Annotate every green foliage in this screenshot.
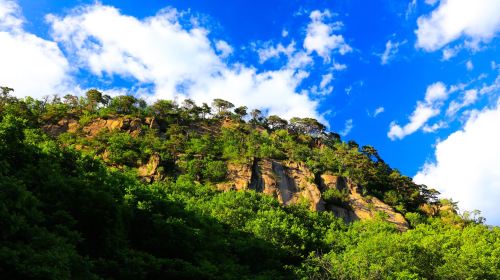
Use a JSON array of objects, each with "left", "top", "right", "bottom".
[
  {"left": 322, "top": 188, "right": 350, "bottom": 208},
  {"left": 1, "top": 92, "right": 499, "bottom": 279}
]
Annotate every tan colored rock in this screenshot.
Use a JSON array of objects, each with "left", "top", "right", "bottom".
[
  {"left": 138, "top": 154, "right": 162, "bottom": 183},
  {"left": 247, "top": 159, "right": 323, "bottom": 211},
  {"left": 83, "top": 117, "right": 142, "bottom": 137},
  {"left": 217, "top": 161, "right": 253, "bottom": 191},
  {"left": 284, "top": 161, "right": 324, "bottom": 211},
  {"left": 216, "top": 159, "right": 408, "bottom": 230},
  {"left": 145, "top": 117, "right": 159, "bottom": 129}
]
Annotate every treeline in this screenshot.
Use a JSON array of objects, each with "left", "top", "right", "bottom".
[
  {"left": 0, "top": 87, "right": 499, "bottom": 279},
  {"left": 1, "top": 87, "right": 437, "bottom": 213}
]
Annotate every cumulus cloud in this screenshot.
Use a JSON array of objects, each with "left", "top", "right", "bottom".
[
  {"left": 416, "top": 0, "right": 500, "bottom": 51},
  {"left": 303, "top": 9, "right": 352, "bottom": 61},
  {"left": 46, "top": 4, "right": 342, "bottom": 121},
  {"left": 215, "top": 40, "right": 233, "bottom": 58},
  {"left": 414, "top": 98, "right": 500, "bottom": 225},
  {"left": 0, "top": 0, "right": 70, "bottom": 98},
  {"left": 388, "top": 82, "right": 448, "bottom": 140}
]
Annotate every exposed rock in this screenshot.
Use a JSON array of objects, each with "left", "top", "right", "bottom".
[
  {"left": 145, "top": 117, "right": 159, "bottom": 129},
  {"left": 218, "top": 159, "right": 408, "bottom": 230},
  {"left": 138, "top": 154, "right": 162, "bottom": 183},
  {"left": 83, "top": 117, "right": 142, "bottom": 137},
  {"left": 320, "top": 174, "right": 409, "bottom": 231},
  {"left": 217, "top": 161, "right": 253, "bottom": 191},
  {"left": 284, "top": 161, "right": 324, "bottom": 211},
  {"left": 248, "top": 159, "right": 324, "bottom": 211},
  {"left": 42, "top": 119, "right": 79, "bottom": 137}
]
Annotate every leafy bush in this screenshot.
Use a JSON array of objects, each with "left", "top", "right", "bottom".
[{"left": 322, "top": 188, "right": 350, "bottom": 208}]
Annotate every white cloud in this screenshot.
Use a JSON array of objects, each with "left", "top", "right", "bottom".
[
  {"left": 416, "top": 0, "right": 500, "bottom": 51},
  {"left": 425, "top": 0, "right": 439, "bottom": 6},
  {"left": 414, "top": 98, "right": 500, "bottom": 225},
  {"left": 466, "top": 60, "right": 474, "bottom": 71},
  {"left": 446, "top": 89, "right": 478, "bottom": 117},
  {"left": 425, "top": 81, "right": 448, "bottom": 103},
  {"left": 320, "top": 73, "right": 333, "bottom": 89},
  {"left": 340, "top": 119, "right": 353, "bottom": 136},
  {"left": 303, "top": 9, "right": 352, "bottom": 61},
  {"left": 47, "top": 4, "right": 334, "bottom": 121},
  {"left": 380, "top": 40, "right": 403, "bottom": 65},
  {"left": 257, "top": 42, "right": 296, "bottom": 63},
  {"left": 0, "top": 0, "right": 70, "bottom": 98},
  {"left": 388, "top": 82, "right": 448, "bottom": 140},
  {"left": 492, "top": 61, "right": 499, "bottom": 71},
  {"left": 332, "top": 63, "right": 347, "bottom": 71},
  {"left": 215, "top": 40, "right": 233, "bottom": 58},
  {"left": 281, "top": 29, "right": 288, "bottom": 37},
  {"left": 422, "top": 121, "right": 447, "bottom": 132},
  {"left": 405, "top": 0, "right": 417, "bottom": 19},
  {"left": 373, "top": 106, "right": 385, "bottom": 117},
  {"left": 441, "top": 46, "right": 460, "bottom": 60}
]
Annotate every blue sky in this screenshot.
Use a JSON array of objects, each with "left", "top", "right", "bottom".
[{"left": 1, "top": 0, "right": 500, "bottom": 224}]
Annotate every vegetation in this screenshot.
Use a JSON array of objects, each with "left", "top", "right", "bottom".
[{"left": 0, "top": 88, "right": 498, "bottom": 279}]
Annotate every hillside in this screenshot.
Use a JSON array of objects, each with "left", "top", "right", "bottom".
[{"left": 0, "top": 88, "right": 499, "bottom": 279}]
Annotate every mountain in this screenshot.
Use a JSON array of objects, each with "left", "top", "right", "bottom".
[{"left": 0, "top": 88, "right": 498, "bottom": 279}]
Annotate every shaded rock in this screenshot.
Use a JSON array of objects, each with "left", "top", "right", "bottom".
[
  {"left": 217, "top": 159, "right": 408, "bottom": 230},
  {"left": 42, "top": 119, "right": 79, "bottom": 137},
  {"left": 249, "top": 159, "right": 324, "bottom": 211},
  {"left": 320, "top": 174, "right": 409, "bottom": 230}
]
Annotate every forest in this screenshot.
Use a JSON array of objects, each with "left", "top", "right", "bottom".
[{"left": 0, "top": 87, "right": 499, "bottom": 279}]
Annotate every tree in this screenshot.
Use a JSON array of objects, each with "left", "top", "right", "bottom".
[
  {"left": 85, "top": 89, "right": 104, "bottom": 112},
  {"left": 289, "top": 117, "right": 325, "bottom": 135},
  {"left": 212, "top": 98, "right": 234, "bottom": 115},
  {"left": 0, "top": 87, "right": 15, "bottom": 113},
  {"left": 109, "top": 95, "right": 139, "bottom": 115},
  {"left": 1, "top": 86, "right": 14, "bottom": 98},
  {"left": 200, "top": 103, "right": 212, "bottom": 119},
  {"left": 267, "top": 115, "right": 288, "bottom": 130},
  {"left": 250, "top": 109, "right": 263, "bottom": 125},
  {"left": 361, "top": 145, "right": 381, "bottom": 162},
  {"left": 234, "top": 106, "right": 248, "bottom": 119}
]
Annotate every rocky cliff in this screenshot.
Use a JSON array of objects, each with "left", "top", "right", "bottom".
[
  {"left": 218, "top": 158, "right": 408, "bottom": 230},
  {"left": 43, "top": 116, "right": 409, "bottom": 230}
]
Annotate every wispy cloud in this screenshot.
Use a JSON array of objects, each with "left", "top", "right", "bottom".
[
  {"left": 340, "top": 119, "right": 353, "bottom": 136},
  {"left": 388, "top": 82, "right": 449, "bottom": 140}
]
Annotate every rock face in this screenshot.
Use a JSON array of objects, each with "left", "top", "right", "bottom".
[
  {"left": 218, "top": 159, "right": 408, "bottom": 230},
  {"left": 42, "top": 119, "right": 79, "bottom": 137},
  {"left": 217, "top": 161, "right": 254, "bottom": 191},
  {"left": 320, "top": 174, "right": 409, "bottom": 230},
  {"left": 138, "top": 154, "right": 162, "bottom": 183},
  {"left": 42, "top": 117, "right": 144, "bottom": 137},
  {"left": 83, "top": 117, "right": 142, "bottom": 137}
]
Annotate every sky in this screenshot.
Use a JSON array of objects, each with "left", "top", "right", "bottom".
[{"left": 1, "top": 0, "right": 500, "bottom": 224}]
